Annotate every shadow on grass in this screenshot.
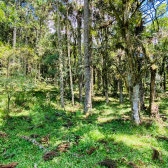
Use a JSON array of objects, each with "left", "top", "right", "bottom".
[{"left": 0, "top": 91, "right": 168, "bottom": 168}]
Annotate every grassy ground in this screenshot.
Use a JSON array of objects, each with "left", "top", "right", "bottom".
[{"left": 0, "top": 86, "right": 168, "bottom": 168}]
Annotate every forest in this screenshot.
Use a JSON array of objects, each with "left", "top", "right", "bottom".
[{"left": 0, "top": 0, "right": 168, "bottom": 167}]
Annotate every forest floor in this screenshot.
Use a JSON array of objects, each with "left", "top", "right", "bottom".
[{"left": 0, "top": 85, "right": 168, "bottom": 168}]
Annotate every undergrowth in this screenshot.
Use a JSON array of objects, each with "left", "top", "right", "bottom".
[{"left": 0, "top": 86, "right": 168, "bottom": 168}]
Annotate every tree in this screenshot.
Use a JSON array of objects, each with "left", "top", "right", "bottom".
[
  {"left": 77, "top": 4, "right": 83, "bottom": 103},
  {"left": 66, "top": 1, "right": 74, "bottom": 106},
  {"left": 105, "top": 0, "right": 167, "bottom": 124},
  {"left": 84, "top": 0, "right": 92, "bottom": 113},
  {"left": 57, "top": 0, "right": 64, "bottom": 108}
]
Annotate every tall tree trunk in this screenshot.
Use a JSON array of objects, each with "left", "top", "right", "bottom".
[
  {"left": 163, "top": 70, "right": 166, "bottom": 91},
  {"left": 105, "top": 76, "right": 109, "bottom": 104},
  {"left": 119, "top": 56, "right": 123, "bottom": 104},
  {"left": 102, "top": 56, "right": 108, "bottom": 104},
  {"left": 128, "top": 73, "right": 141, "bottom": 124},
  {"left": 66, "top": 3, "right": 74, "bottom": 106},
  {"left": 25, "top": 10, "right": 29, "bottom": 46},
  {"left": 18, "top": 26, "right": 22, "bottom": 71},
  {"left": 105, "top": 28, "right": 109, "bottom": 104},
  {"left": 149, "top": 65, "right": 159, "bottom": 119},
  {"left": 77, "top": 9, "right": 83, "bottom": 103},
  {"left": 113, "top": 78, "right": 118, "bottom": 97},
  {"left": 91, "top": 66, "right": 94, "bottom": 97},
  {"left": 57, "top": 0, "right": 64, "bottom": 108},
  {"left": 102, "top": 67, "right": 105, "bottom": 96},
  {"left": 84, "top": 0, "right": 92, "bottom": 113},
  {"left": 101, "top": 40, "right": 108, "bottom": 98},
  {"left": 13, "top": 12, "right": 17, "bottom": 47},
  {"left": 132, "top": 84, "right": 140, "bottom": 124},
  {"left": 90, "top": 7, "right": 93, "bottom": 98},
  {"left": 119, "top": 79, "right": 123, "bottom": 104},
  {"left": 23, "top": 6, "right": 29, "bottom": 76},
  {"left": 97, "top": 68, "right": 101, "bottom": 90},
  {"left": 93, "top": 68, "right": 96, "bottom": 85},
  {"left": 13, "top": 0, "right": 18, "bottom": 63},
  {"left": 139, "top": 79, "right": 145, "bottom": 110}
]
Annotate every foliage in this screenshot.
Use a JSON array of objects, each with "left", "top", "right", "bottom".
[
  {"left": 0, "top": 0, "right": 167, "bottom": 160},
  {"left": 0, "top": 87, "right": 168, "bottom": 167},
  {"left": 0, "top": 75, "right": 37, "bottom": 118}
]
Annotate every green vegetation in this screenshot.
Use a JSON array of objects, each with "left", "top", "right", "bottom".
[
  {"left": 0, "top": 0, "right": 168, "bottom": 167},
  {"left": 0, "top": 84, "right": 168, "bottom": 168}
]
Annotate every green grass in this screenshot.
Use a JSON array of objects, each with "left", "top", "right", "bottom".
[{"left": 0, "top": 87, "right": 168, "bottom": 168}]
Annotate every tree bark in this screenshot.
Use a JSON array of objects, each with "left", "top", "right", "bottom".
[
  {"left": 119, "top": 79, "right": 123, "bottom": 104},
  {"left": 13, "top": 16, "right": 17, "bottom": 47},
  {"left": 84, "top": 0, "right": 92, "bottom": 113},
  {"left": 105, "top": 28, "right": 109, "bottom": 104},
  {"left": 13, "top": 0, "right": 18, "bottom": 63},
  {"left": 132, "top": 84, "right": 140, "bottom": 124},
  {"left": 93, "top": 68, "right": 96, "bottom": 85},
  {"left": 113, "top": 78, "right": 118, "bottom": 97},
  {"left": 77, "top": 9, "right": 83, "bottom": 103},
  {"left": 139, "top": 79, "right": 145, "bottom": 110},
  {"left": 57, "top": 0, "right": 64, "bottom": 108},
  {"left": 128, "top": 73, "right": 141, "bottom": 124},
  {"left": 66, "top": 3, "right": 74, "bottom": 106},
  {"left": 149, "top": 66, "right": 159, "bottom": 119},
  {"left": 90, "top": 5, "right": 94, "bottom": 98},
  {"left": 102, "top": 56, "right": 109, "bottom": 104},
  {"left": 91, "top": 66, "right": 94, "bottom": 97},
  {"left": 97, "top": 68, "right": 101, "bottom": 90},
  {"left": 119, "top": 56, "right": 123, "bottom": 104}
]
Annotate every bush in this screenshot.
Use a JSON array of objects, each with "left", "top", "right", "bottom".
[{"left": 14, "top": 91, "right": 26, "bottom": 106}]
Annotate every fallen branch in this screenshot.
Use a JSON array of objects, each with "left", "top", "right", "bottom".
[
  {"left": 17, "top": 135, "right": 47, "bottom": 151},
  {"left": 0, "top": 162, "right": 18, "bottom": 168},
  {"left": 156, "top": 136, "right": 168, "bottom": 141},
  {"left": 151, "top": 147, "right": 162, "bottom": 161},
  {"left": 128, "top": 162, "right": 139, "bottom": 168},
  {"left": 43, "top": 151, "right": 60, "bottom": 161}
]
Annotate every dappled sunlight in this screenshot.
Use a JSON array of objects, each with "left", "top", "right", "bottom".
[
  {"left": 97, "top": 116, "right": 114, "bottom": 123},
  {"left": 0, "top": 87, "right": 168, "bottom": 167},
  {"left": 114, "top": 133, "right": 154, "bottom": 149},
  {"left": 88, "top": 129, "right": 105, "bottom": 141},
  {"left": 154, "top": 125, "right": 168, "bottom": 135},
  {"left": 65, "top": 104, "right": 83, "bottom": 113},
  {"left": 10, "top": 110, "right": 30, "bottom": 117},
  {"left": 160, "top": 96, "right": 168, "bottom": 114},
  {"left": 93, "top": 96, "right": 106, "bottom": 101},
  {"left": 0, "top": 0, "right": 168, "bottom": 167}
]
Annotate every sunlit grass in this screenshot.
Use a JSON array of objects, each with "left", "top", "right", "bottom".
[{"left": 0, "top": 85, "right": 168, "bottom": 167}]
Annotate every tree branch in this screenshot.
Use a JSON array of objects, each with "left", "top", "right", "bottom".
[
  {"left": 130, "top": 0, "right": 146, "bottom": 19},
  {"left": 108, "top": 0, "right": 122, "bottom": 24}
]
